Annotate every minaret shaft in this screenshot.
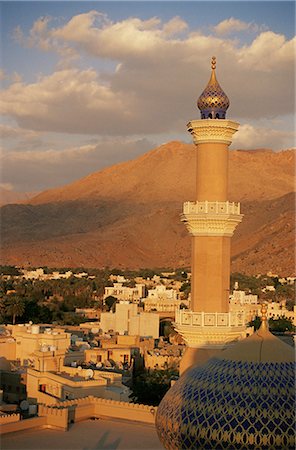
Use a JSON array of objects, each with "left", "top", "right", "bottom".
[
  {"left": 183, "top": 120, "right": 242, "bottom": 315},
  {"left": 195, "top": 142, "right": 228, "bottom": 202},
  {"left": 192, "top": 140, "right": 230, "bottom": 313},
  {"left": 191, "top": 235, "right": 230, "bottom": 312}
]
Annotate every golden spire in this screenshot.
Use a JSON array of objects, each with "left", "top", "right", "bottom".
[
  {"left": 258, "top": 303, "right": 269, "bottom": 333},
  {"left": 197, "top": 56, "right": 230, "bottom": 119}
]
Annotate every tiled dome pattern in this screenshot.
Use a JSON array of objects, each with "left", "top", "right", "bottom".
[{"left": 156, "top": 357, "right": 295, "bottom": 450}]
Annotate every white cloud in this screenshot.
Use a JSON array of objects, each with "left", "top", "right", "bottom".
[
  {"left": 213, "top": 17, "right": 264, "bottom": 35},
  {"left": 162, "top": 16, "right": 188, "bottom": 36},
  {"left": 13, "top": 16, "right": 79, "bottom": 66},
  {"left": 232, "top": 124, "right": 295, "bottom": 150},
  {"left": 0, "top": 12, "right": 294, "bottom": 150},
  {"left": 0, "top": 68, "right": 130, "bottom": 134},
  {"left": 237, "top": 31, "right": 295, "bottom": 71},
  {"left": 0, "top": 124, "right": 40, "bottom": 140},
  {"left": 0, "top": 182, "right": 13, "bottom": 191}
]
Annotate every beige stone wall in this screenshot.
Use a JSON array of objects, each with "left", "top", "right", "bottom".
[
  {"left": 0, "top": 396, "right": 158, "bottom": 435},
  {"left": 61, "top": 396, "right": 157, "bottom": 425},
  {"left": 33, "top": 349, "right": 65, "bottom": 372},
  {"left": 117, "top": 335, "right": 140, "bottom": 346},
  {"left": 0, "top": 413, "right": 20, "bottom": 424},
  {"left": 0, "top": 340, "right": 16, "bottom": 362},
  {"left": 0, "top": 416, "right": 47, "bottom": 435},
  {"left": 129, "top": 313, "right": 159, "bottom": 338},
  {"left": 39, "top": 404, "right": 68, "bottom": 430}
]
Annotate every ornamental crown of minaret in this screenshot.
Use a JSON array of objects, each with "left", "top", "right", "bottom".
[{"left": 197, "top": 56, "right": 230, "bottom": 119}]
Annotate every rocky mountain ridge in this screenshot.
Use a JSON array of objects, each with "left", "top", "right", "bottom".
[{"left": 1, "top": 142, "right": 295, "bottom": 275}]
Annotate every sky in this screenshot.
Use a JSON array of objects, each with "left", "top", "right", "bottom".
[{"left": 0, "top": 1, "right": 295, "bottom": 193}]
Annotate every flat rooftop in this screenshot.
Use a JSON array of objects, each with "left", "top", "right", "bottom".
[{"left": 1, "top": 417, "right": 164, "bottom": 450}]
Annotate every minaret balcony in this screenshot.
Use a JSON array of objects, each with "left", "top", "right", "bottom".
[
  {"left": 175, "top": 309, "right": 245, "bottom": 327},
  {"left": 174, "top": 309, "right": 247, "bottom": 348},
  {"left": 183, "top": 200, "right": 240, "bottom": 215},
  {"left": 187, "top": 119, "right": 239, "bottom": 145},
  {"left": 181, "top": 201, "right": 243, "bottom": 237}
]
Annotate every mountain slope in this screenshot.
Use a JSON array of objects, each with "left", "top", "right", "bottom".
[
  {"left": 1, "top": 142, "right": 295, "bottom": 275},
  {"left": 0, "top": 188, "right": 37, "bottom": 206},
  {"left": 30, "top": 142, "right": 295, "bottom": 204}
]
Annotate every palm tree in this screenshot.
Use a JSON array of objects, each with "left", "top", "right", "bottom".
[{"left": 5, "top": 296, "right": 25, "bottom": 325}]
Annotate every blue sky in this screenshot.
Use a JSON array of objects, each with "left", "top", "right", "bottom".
[{"left": 0, "top": 1, "right": 295, "bottom": 192}]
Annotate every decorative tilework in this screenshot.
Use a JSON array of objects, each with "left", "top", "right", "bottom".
[{"left": 156, "top": 358, "right": 295, "bottom": 449}]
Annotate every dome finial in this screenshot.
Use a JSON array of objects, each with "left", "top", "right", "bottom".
[
  {"left": 197, "top": 56, "right": 230, "bottom": 119},
  {"left": 259, "top": 303, "right": 269, "bottom": 332}
]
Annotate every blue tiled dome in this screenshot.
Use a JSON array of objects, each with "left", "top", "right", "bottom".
[{"left": 156, "top": 322, "right": 295, "bottom": 449}]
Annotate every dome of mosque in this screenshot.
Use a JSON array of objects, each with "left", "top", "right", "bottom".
[
  {"left": 197, "top": 57, "right": 230, "bottom": 119},
  {"left": 156, "top": 309, "right": 295, "bottom": 449}
]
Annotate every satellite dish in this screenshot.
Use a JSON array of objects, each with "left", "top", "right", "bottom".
[
  {"left": 77, "top": 366, "right": 82, "bottom": 372},
  {"left": 96, "top": 362, "right": 102, "bottom": 368},
  {"left": 20, "top": 400, "right": 29, "bottom": 411},
  {"left": 86, "top": 368, "right": 94, "bottom": 378}
]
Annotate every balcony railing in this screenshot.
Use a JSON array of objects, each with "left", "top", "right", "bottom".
[
  {"left": 175, "top": 310, "right": 245, "bottom": 328},
  {"left": 183, "top": 201, "right": 240, "bottom": 215}
]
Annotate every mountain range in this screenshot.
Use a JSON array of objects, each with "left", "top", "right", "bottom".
[{"left": 1, "top": 141, "right": 295, "bottom": 275}]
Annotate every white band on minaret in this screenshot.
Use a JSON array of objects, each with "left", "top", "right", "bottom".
[{"left": 187, "top": 119, "right": 239, "bottom": 145}]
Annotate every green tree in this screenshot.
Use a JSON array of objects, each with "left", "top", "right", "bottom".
[
  {"left": 248, "top": 316, "right": 294, "bottom": 333},
  {"left": 130, "top": 368, "right": 178, "bottom": 406},
  {"left": 269, "top": 317, "right": 294, "bottom": 333},
  {"left": 5, "top": 296, "right": 25, "bottom": 324},
  {"left": 0, "top": 265, "right": 21, "bottom": 276},
  {"left": 180, "top": 281, "right": 191, "bottom": 299},
  {"left": 248, "top": 316, "right": 261, "bottom": 331}
]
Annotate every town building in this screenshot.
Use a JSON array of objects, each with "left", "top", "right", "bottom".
[
  {"left": 21, "top": 268, "right": 74, "bottom": 280},
  {"left": 26, "top": 363, "right": 129, "bottom": 404},
  {"left": 75, "top": 308, "right": 100, "bottom": 320},
  {"left": 84, "top": 347, "right": 133, "bottom": 367},
  {"left": 229, "top": 290, "right": 296, "bottom": 325},
  {"left": 100, "top": 301, "right": 159, "bottom": 338},
  {"left": 103, "top": 282, "right": 145, "bottom": 302},
  {"left": 229, "top": 290, "right": 259, "bottom": 323},
  {"left": 143, "top": 285, "right": 188, "bottom": 313},
  {"left": 7, "top": 324, "right": 71, "bottom": 366},
  {"left": 144, "top": 344, "right": 184, "bottom": 370}
]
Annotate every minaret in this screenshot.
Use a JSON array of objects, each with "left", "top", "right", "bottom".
[{"left": 175, "top": 57, "right": 246, "bottom": 373}]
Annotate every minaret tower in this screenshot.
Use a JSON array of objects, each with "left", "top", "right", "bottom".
[{"left": 175, "top": 57, "right": 246, "bottom": 373}]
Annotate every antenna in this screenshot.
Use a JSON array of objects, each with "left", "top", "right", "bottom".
[
  {"left": 86, "top": 368, "right": 94, "bottom": 379},
  {"left": 20, "top": 400, "right": 29, "bottom": 411}
]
